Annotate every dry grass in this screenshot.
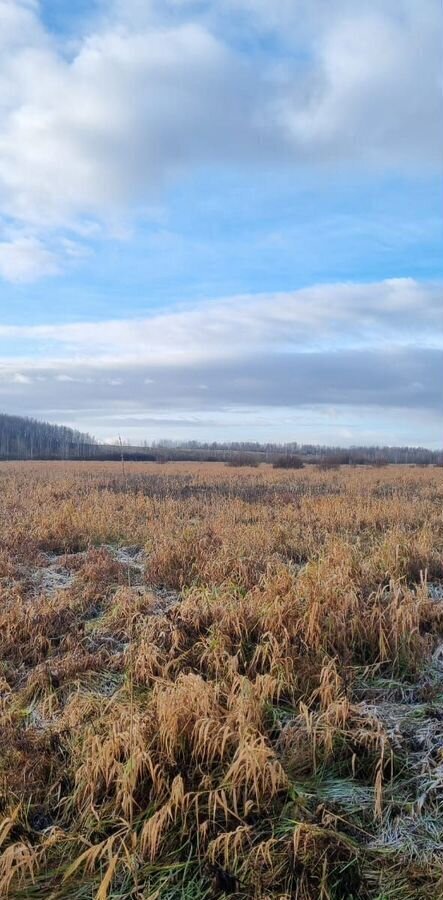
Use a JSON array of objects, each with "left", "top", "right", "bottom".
[{"left": 0, "top": 461, "right": 443, "bottom": 898}]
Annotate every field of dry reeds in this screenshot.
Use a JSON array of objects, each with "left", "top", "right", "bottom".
[{"left": 1, "top": 460, "right": 443, "bottom": 899}]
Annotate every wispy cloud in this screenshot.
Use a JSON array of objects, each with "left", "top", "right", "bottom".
[
  {"left": 0, "top": 278, "right": 441, "bottom": 361},
  {"left": 0, "top": 235, "right": 59, "bottom": 282}
]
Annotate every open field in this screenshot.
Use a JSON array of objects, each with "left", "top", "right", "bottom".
[{"left": 1, "top": 461, "right": 443, "bottom": 898}]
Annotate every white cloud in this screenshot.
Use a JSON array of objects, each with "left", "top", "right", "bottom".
[
  {"left": 275, "top": 6, "right": 442, "bottom": 166},
  {"left": 0, "top": 235, "right": 59, "bottom": 282},
  {"left": 11, "top": 372, "right": 32, "bottom": 384},
  {"left": 0, "top": 9, "right": 260, "bottom": 229},
  {"left": 0, "top": 1, "right": 439, "bottom": 280},
  {"left": 0, "top": 278, "right": 440, "bottom": 365}
]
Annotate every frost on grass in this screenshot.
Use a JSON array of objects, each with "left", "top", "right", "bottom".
[
  {"left": 31, "top": 551, "right": 78, "bottom": 596},
  {"left": 29, "top": 543, "right": 180, "bottom": 612},
  {"left": 0, "top": 462, "right": 443, "bottom": 898}
]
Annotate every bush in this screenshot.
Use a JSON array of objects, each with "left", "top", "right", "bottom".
[
  {"left": 272, "top": 454, "right": 304, "bottom": 469},
  {"left": 226, "top": 454, "right": 260, "bottom": 467},
  {"left": 316, "top": 456, "right": 341, "bottom": 471}
]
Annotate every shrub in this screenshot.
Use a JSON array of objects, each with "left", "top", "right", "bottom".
[
  {"left": 316, "top": 456, "right": 340, "bottom": 470},
  {"left": 226, "top": 453, "right": 259, "bottom": 467},
  {"left": 272, "top": 454, "right": 304, "bottom": 469}
]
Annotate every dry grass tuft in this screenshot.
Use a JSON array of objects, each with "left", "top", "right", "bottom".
[{"left": 0, "top": 461, "right": 443, "bottom": 897}]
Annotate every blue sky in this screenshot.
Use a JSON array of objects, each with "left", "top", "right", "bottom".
[{"left": 0, "top": 0, "right": 441, "bottom": 446}]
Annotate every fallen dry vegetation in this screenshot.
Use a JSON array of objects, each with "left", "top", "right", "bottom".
[{"left": 1, "top": 461, "right": 443, "bottom": 899}]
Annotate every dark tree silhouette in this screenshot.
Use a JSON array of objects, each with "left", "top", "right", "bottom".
[
  {"left": 0, "top": 414, "right": 95, "bottom": 460},
  {"left": 0, "top": 413, "right": 439, "bottom": 464}
]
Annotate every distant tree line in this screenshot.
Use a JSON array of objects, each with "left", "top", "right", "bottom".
[
  {"left": 0, "top": 413, "right": 441, "bottom": 465},
  {"left": 0, "top": 414, "right": 96, "bottom": 460},
  {"left": 147, "top": 440, "right": 442, "bottom": 466}
]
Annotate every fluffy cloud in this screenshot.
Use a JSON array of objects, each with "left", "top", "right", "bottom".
[
  {"left": 0, "top": 0, "right": 440, "bottom": 279},
  {"left": 275, "top": 6, "right": 442, "bottom": 167}
]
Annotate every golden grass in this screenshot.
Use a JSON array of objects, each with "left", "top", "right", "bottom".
[{"left": 0, "top": 461, "right": 443, "bottom": 898}]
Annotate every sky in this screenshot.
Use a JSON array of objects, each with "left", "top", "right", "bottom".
[{"left": 0, "top": 0, "right": 441, "bottom": 447}]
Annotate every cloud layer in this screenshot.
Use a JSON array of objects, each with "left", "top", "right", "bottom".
[
  {"left": 0, "top": 0, "right": 441, "bottom": 279},
  {"left": 0, "top": 279, "right": 441, "bottom": 444}
]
